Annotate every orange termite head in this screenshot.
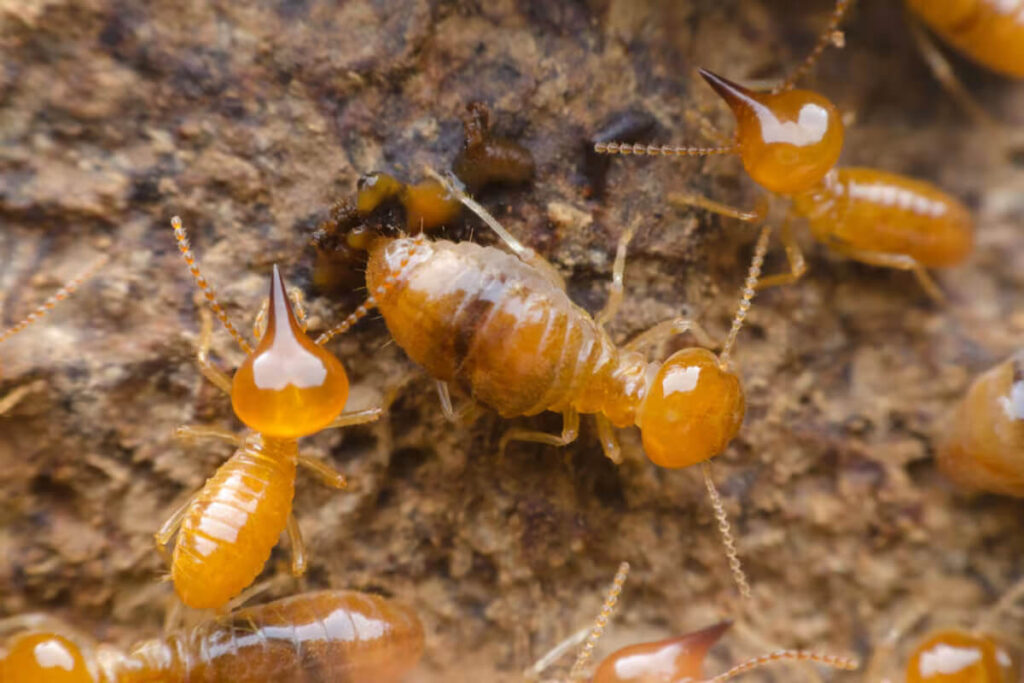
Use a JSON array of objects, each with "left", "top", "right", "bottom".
[
  {"left": 231, "top": 266, "right": 350, "bottom": 439},
  {"left": 906, "top": 629, "right": 1019, "bottom": 683},
  {"left": 591, "top": 621, "right": 731, "bottom": 683},
  {"left": 635, "top": 348, "right": 745, "bottom": 469},
  {"left": 0, "top": 632, "right": 95, "bottom": 683},
  {"left": 699, "top": 68, "right": 843, "bottom": 195}
]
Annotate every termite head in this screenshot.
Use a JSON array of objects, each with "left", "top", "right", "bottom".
[
  {"left": 355, "top": 172, "right": 460, "bottom": 235},
  {"left": 699, "top": 68, "right": 843, "bottom": 195},
  {"left": 591, "top": 621, "right": 730, "bottom": 683},
  {"left": 231, "top": 266, "right": 350, "bottom": 439},
  {"left": 906, "top": 629, "right": 1019, "bottom": 683},
  {"left": 636, "top": 348, "right": 745, "bottom": 468},
  {"left": 0, "top": 632, "right": 95, "bottom": 683}
]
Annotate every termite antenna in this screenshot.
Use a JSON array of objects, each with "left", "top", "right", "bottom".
[
  {"left": 169, "top": 216, "right": 252, "bottom": 355},
  {"left": 0, "top": 253, "right": 108, "bottom": 347},
  {"left": 775, "top": 0, "right": 853, "bottom": 93},
  {"left": 702, "top": 649, "right": 859, "bottom": 681},
  {"left": 701, "top": 462, "right": 752, "bottom": 602},
  {"left": 593, "top": 142, "right": 738, "bottom": 157},
  {"left": 718, "top": 224, "right": 770, "bottom": 370},
  {"left": 316, "top": 233, "right": 430, "bottom": 345},
  {"left": 569, "top": 561, "right": 631, "bottom": 679}
]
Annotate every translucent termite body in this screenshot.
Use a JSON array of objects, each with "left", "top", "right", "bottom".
[
  {"left": 906, "top": 0, "right": 1024, "bottom": 79},
  {"left": 0, "top": 590, "right": 424, "bottom": 683},
  {"left": 596, "top": 2, "right": 973, "bottom": 301},
  {"left": 160, "top": 218, "right": 383, "bottom": 609},
  {"left": 905, "top": 629, "right": 1019, "bottom": 683},
  {"left": 936, "top": 351, "right": 1024, "bottom": 497}
]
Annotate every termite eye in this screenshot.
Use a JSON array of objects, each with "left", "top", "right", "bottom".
[
  {"left": 699, "top": 68, "right": 843, "bottom": 195},
  {"left": 636, "top": 348, "right": 744, "bottom": 469},
  {"left": 1, "top": 633, "right": 93, "bottom": 683},
  {"left": 231, "top": 266, "right": 350, "bottom": 438},
  {"left": 906, "top": 630, "right": 1019, "bottom": 683}
]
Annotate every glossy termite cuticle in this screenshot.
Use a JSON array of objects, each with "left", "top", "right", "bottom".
[
  {"left": 527, "top": 561, "right": 859, "bottom": 682},
  {"left": 158, "top": 216, "right": 386, "bottom": 609},
  {"left": 595, "top": 0, "right": 973, "bottom": 303},
  {"left": 0, "top": 590, "right": 425, "bottom": 682}
]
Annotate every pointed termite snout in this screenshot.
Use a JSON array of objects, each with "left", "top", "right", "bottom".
[{"left": 698, "top": 68, "right": 758, "bottom": 112}]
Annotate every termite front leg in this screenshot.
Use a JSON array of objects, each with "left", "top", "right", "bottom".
[
  {"left": 594, "top": 414, "right": 622, "bottom": 464},
  {"left": 667, "top": 191, "right": 768, "bottom": 225},
  {"left": 195, "top": 306, "right": 233, "bottom": 396},
  {"left": 596, "top": 219, "right": 639, "bottom": 328},
  {"left": 499, "top": 408, "right": 579, "bottom": 456},
  {"left": 285, "top": 513, "right": 307, "bottom": 577},
  {"left": 322, "top": 406, "right": 384, "bottom": 429},
  {"left": 754, "top": 213, "right": 807, "bottom": 290},
  {"left": 173, "top": 424, "right": 245, "bottom": 447},
  {"left": 833, "top": 245, "right": 946, "bottom": 302},
  {"left": 624, "top": 316, "right": 718, "bottom": 356},
  {"left": 297, "top": 453, "right": 347, "bottom": 490}
]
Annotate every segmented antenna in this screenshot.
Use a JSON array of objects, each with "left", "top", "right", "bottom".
[
  {"left": 594, "top": 142, "right": 738, "bottom": 157},
  {"left": 703, "top": 649, "right": 859, "bottom": 681},
  {"left": 775, "top": 0, "right": 852, "bottom": 93},
  {"left": 315, "top": 233, "right": 428, "bottom": 345},
  {"left": 718, "top": 223, "right": 770, "bottom": 370},
  {"left": 169, "top": 217, "right": 252, "bottom": 355},
  {"left": 702, "top": 462, "right": 751, "bottom": 601},
  {"left": 569, "top": 562, "right": 631, "bottom": 679},
  {"left": 0, "top": 253, "right": 108, "bottom": 347}
]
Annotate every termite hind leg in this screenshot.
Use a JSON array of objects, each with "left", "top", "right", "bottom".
[
  {"left": 624, "top": 315, "right": 718, "bottom": 355},
  {"left": 154, "top": 491, "right": 201, "bottom": 562},
  {"left": 297, "top": 453, "right": 348, "bottom": 490},
  {"left": 286, "top": 513, "right": 307, "bottom": 577},
  {"left": 196, "top": 306, "right": 233, "bottom": 396},
  {"left": 499, "top": 409, "right": 580, "bottom": 456},
  {"left": 594, "top": 415, "right": 622, "bottom": 464},
  {"left": 833, "top": 246, "right": 946, "bottom": 303},
  {"left": 754, "top": 213, "right": 807, "bottom": 290},
  {"left": 596, "top": 218, "right": 640, "bottom": 328},
  {"left": 173, "top": 424, "right": 244, "bottom": 447}
]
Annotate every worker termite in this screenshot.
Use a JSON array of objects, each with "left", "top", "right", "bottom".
[
  {"left": 595, "top": 0, "right": 973, "bottom": 302},
  {"left": 864, "top": 578, "right": 1024, "bottom": 682},
  {"left": 526, "top": 562, "right": 859, "bottom": 682},
  {"left": 0, "top": 254, "right": 107, "bottom": 415},
  {"left": 318, "top": 168, "right": 773, "bottom": 598},
  {"left": 935, "top": 351, "right": 1024, "bottom": 497},
  {"left": 906, "top": 0, "right": 1024, "bottom": 80},
  {"left": 158, "top": 216, "right": 385, "bottom": 609},
  {"left": 452, "top": 101, "right": 536, "bottom": 192},
  {"left": 0, "top": 589, "right": 424, "bottom": 682}
]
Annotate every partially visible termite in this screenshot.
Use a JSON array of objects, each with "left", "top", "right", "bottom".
[
  {"left": 452, "top": 101, "right": 536, "bottom": 192},
  {"left": 526, "top": 562, "right": 859, "bottom": 682},
  {"left": 935, "top": 351, "right": 1024, "bottom": 497},
  {"left": 596, "top": 0, "right": 973, "bottom": 302},
  {"left": 0, "top": 590, "right": 424, "bottom": 682},
  {"left": 0, "top": 254, "right": 107, "bottom": 415},
  {"left": 158, "top": 217, "right": 385, "bottom": 609},
  {"left": 318, "top": 168, "right": 775, "bottom": 599}
]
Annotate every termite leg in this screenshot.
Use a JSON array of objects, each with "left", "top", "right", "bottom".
[
  {"left": 862, "top": 604, "right": 928, "bottom": 682},
  {"left": 0, "top": 379, "right": 46, "bottom": 417},
  {"left": 322, "top": 406, "right": 384, "bottom": 429},
  {"left": 833, "top": 245, "right": 946, "bottom": 302},
  {"left": 195, "top": 306, "right": 233, "bottom": 396},
  {"left": 907, "top": 15, "right": 994, "bottom": 126},
  {"left": 285, "top": 513, "right": 307, "bottom": 577},
  {"left": 297, "top": 453, "right": 348, "bottom": 489},
  {"left": 594, "top": 415, "right": 622, "bottom": 464},
  {"left": 977, "top": 576, "right": 1024, "bottom": 632},
  {"left": 289, "top": 287, "right": 308, "bottom": 331},
  {"left": 154, "top": 491, "right": 201, "bottom": 561},
  {"left": 251, "top": 288, "right": 308, "bottom": 342},
  {"left": 0, "top": 613, "right": 76, "bottom": 637},
  {"left": 499, "top": 408, "right": 579, "bottom": 456},
  {"left": 436, "top": 380, "right": 482, "bottom": 423},
  {"left": 624, "top": 316, "right": 718, "bottom": 355},
  {"left": 173, "top": 424, "right": 245, "bottom": 447},
  {"left": 667, "top": 192, "right": 767, "bottom": 224},
  {"left": 596, "top": 219, "right": 639, "bottom": 327},
  {"left": 754, "top": 213, "right": 807, "bottom": 290}
]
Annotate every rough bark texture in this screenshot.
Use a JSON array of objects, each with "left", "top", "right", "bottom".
[{"left": 1, "top": 1, "right": 1022, "bottom": 681}]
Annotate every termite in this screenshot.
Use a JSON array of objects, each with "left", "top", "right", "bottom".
[
  {"left": 157, "top": 217, "right": 384, "bottom": 609},
  {"left": 452, "top": 101, "right": 536, "bottom": 192},
  {"left": 906, "top": 0, "right": 1024, "bottom": 81},
  {"left": 0, "top": 254, "right": 107, "bottom": 415},
  {"left": 935, "top": 351, "right": 1024, "bottom": 497},
  {"left": 0, "top": 589, "right": 424, "bottom": 682},
  {"left": 595, "top": 0, "right": 973, "bottom": 302},
  {"left": 318, "top": 168, "right": 772, "bottom": 599},
  {"left": 864, "top": 578, "right": 1024, "bottom": 682},
  {"left": 526, "top": 562, "right": 859, "bottom": 682}
]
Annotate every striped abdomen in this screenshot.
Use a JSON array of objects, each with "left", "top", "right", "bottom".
[
  {"left": 906, "top": 0, "right": 1024, "bottom": 78},
  {"left": 115, "top": 591, "right": 425, "bottom": 682},
  {"left": 366, "top": 238, "right": 642, "bottom": 425},
  {"left": 172, "top": 437, "right": 296, "bottom": 609},
  {"left": 794, "top": 167, "right": 973, "bottom": 268}
]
